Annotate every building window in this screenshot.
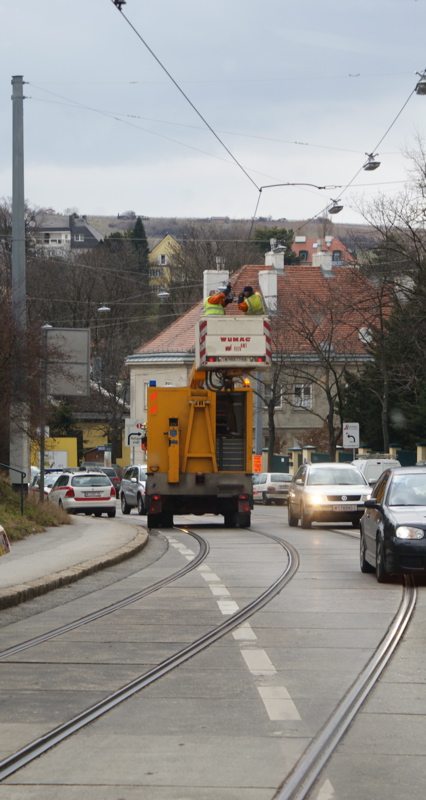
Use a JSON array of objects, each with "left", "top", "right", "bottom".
[
  {"left": 332, "top": 250, "right": 342, "bottom": 263},
  {"left": 158, "top": 254, "right": 168, "bottom": 265},
  {"left": 299, "top": 250, "right": 309, "bottom": 262},
  {"left": 264, "top": 385, "right": 282, "bottom": 410},
  {"left": 294, "top": 384, "right": 312, "bottom": 409},
  {"left": 149, "top": 268, "right": 164, "bottom": 278},
  {"left": 74, "top": 234, "right": 85, "bottom": 242}
]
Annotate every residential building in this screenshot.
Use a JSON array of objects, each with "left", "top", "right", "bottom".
[
  {"left": 148, "top": 233, "right": 180, "bottom": 285},
  {"left": 36, "top": 215, "right": 103, "bottom": 256},
  {"left": 292, "top": 235, "right": 355, "bottom": 266}
]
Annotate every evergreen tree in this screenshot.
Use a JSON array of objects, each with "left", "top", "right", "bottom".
[
  {"left": 129, "top": 217, "right": 150, "bottom": 277},
  {"left": 252, "top": 226, "right": 300, "bottom": 264}
]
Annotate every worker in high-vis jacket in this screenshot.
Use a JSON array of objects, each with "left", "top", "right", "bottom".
[
  {"left": 203, "top": 283, "right": 233, "bottom": 315},
  {"left": 237, "top": 285, "right": 265, "bottom": 315}
]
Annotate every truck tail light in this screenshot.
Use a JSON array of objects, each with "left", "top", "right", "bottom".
[
  {"left": 238, "top": 493, "right": 250, "bottom": 513},
  {"left": 149, "top": 495, "right": 162, "bottom": 513}
]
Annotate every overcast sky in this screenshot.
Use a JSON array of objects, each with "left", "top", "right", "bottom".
[{"left": 1, "top": 0, "right": 426, "bottom": 225}]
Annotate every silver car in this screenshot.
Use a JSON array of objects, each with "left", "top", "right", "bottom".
[
  {"left": 288, "top": 462, "right": 371, "bottom": 528},
  {"left": 120, "top": 465, "right": 147, "bottom": 515}
]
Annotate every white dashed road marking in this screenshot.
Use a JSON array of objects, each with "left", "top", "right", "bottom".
[
  {"left": 317, "top": 779, "right": 335, "bottom": 799},
  {"left": 257, "top": 686, "right": 301, "bottom": 721},
  {"left": 167, "top": 535, "right": 301, "bottom": 723}
]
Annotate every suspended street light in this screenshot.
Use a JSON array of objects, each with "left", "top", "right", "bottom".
[
  {"left": 363, "top": 152, "right": 381, "bottom": 171},
  {"left": 97, "top": 303, "right": 111, "bottom": 312},
  {"left": 415, "top": 70, "right": 426, "bottom": 95},
  {"left": 328, "top": 199, "right": 343, "bottom": 215},
  {"left": 157, "top": 288, "right": 170, "bottom": 299}
]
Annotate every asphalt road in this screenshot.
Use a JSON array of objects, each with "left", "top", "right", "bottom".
[{"left": 0, "top": 505, "right": 424, "bottom": 799}]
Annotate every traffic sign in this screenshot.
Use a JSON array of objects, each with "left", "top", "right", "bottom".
[
  {"left": 128, "top": 433, "right": 143, "bottom": 446},
  {"left": 343, "top": 423, "right": 359, "bottom": 448}
]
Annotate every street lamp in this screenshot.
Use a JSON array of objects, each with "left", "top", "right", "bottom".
[
  {"left": 415, "top": 70, "right": 426, "bottom": 95},
  {"left": 363, "top": 153, "right": 380, "bottom": 171},
  {"left": 328, "top": 199, "right": 343, "bottom": 215},
  {"left": 97, "top": 303, "right": 111, "bottom": 312}
]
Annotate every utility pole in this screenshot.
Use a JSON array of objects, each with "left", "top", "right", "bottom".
[{"left": 10, "top": 75, "right": 30, "bottom": 490}]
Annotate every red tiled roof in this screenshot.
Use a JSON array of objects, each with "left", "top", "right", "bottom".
[{"left": 134, "top": 263, "right": 380, "bottom": 358}]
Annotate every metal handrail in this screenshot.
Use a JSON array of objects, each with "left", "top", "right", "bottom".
[{"left": 0, "top": 463, "right": 26, "bottom": 515}]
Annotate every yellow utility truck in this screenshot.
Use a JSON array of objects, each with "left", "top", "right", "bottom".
[{"left": 145, "top": 315, "right": 271, "bottom": 528}]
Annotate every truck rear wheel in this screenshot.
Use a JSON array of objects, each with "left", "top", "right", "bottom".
[{"left": 223, "top": 513, "right": 237, "bottom": 528}]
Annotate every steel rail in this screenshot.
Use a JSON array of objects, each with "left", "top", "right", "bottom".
[
  {"left": 274, "top": 575, "right": 417, "bottom": 800},
  {"left": 0, "top": 528, "right": 209, "bottom": 661},
  {"left": 0, "top": 530, "right": 298, "bottom": 781}
]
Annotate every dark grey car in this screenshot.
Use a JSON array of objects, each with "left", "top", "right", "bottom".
[{"left": 120, "top": 465, "right": 147, "bottom": 515}]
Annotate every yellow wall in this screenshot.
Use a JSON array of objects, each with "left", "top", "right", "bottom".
[
  {"left": 79, "top": 421, "right": 130, "bottom": 468},
  {"left": 31, "top": 437, "right": 78, "bottom": 469},
  {"left": 31, "top": 428, "right": 131, "bottom": 470}
]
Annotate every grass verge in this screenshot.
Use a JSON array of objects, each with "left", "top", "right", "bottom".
[{"left": 0, "top": 476, "right": 71, "bottom": 541}]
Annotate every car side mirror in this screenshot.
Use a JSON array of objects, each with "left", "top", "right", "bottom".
[
  {"left": 364, "top": 498, "right": 378, "bottom": 509},
  {"left": 131, "top": 477, "right": 137, "bottom": 483},
  {"left": 295, "top": 478, "right": 303, "bottom": 485}
]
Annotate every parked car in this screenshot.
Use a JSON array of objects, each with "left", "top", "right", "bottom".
[
  {"left": 352, "top": 455, "right": 401, "bottom": 486},
  {"left": 29, "top": 471, "right": 64, "bottom": 497},
  {"left": 120, "top": 465, "right": 147, "bottom": 515},
  {"left": 252, "top": 472, "right": 292, "bottom": 505},
  {"left": 49, "top": 471, "right": 116, "bottom": 516},
  {"left": 288, "top": 462, "right": 371, "bottom": 528},
  {"left": 360, "top": 466, "right": 426, "bottom": 582},
  {"left": 97, "top": 467, "right": 121, "bottom": 498}
]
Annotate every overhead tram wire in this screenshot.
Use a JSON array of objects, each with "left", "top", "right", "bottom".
[
  {"left": 294, "top": 82, "right": 419, "bottom": 234},
  {"left": 110, "top": 0, "right": 260, "bottom": 193}
]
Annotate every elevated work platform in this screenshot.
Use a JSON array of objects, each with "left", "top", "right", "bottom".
[{"left": 195, "top": 316, "right": 271, "bottom": 371}]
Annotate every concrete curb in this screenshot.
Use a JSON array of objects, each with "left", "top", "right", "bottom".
[{"left": 0, "top": 527, "right": 149, "bottom": 610}]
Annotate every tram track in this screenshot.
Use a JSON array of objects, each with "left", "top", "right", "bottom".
[
  {"left": 274, "top": 575, "right": 417, "bottom": 800},
  {"left": 0, "top": 528, "right": 209, "bottom": 661},
  {"left": 0, "top": 525, "right": 299, "bottom": 781},
  {"left": 0, "top": 521, "right": 417, "bottom": 795}
]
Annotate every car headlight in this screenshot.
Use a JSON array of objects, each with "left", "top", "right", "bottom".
[
  {"left": 396, "top": 526, "right": 425, "bottom": 540},
  {"left": 306, "top": 493, "right": 326, "bottom": 506}
]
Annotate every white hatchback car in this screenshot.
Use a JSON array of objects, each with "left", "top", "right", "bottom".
[
  {"left": 288, "top": 462, "right": 371, "bottom": 528},
  {"left": 252, "top": 472, "right": 293, "bottom": 505},
  {"left": 49, "top": 471, "right": 117, "bottom": 517}
]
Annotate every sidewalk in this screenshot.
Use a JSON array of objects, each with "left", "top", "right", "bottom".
[{"left": 0, "top": 515, "right": 148, "bottom": 609}]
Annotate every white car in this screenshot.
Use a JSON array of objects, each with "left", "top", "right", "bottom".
[
  {"left": 29, "top": 471, "right": 64, "bottom": 498},
  {"left": 252, "top": 472, "right": 292, "bottom": 505},
  {"left": 49, "top": 471, "right": 116, "bottom": 516},
  {"left": 288, "top": 462, "right": 371, "bottom": 528}
]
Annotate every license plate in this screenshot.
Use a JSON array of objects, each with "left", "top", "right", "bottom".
[
  {"left": 333, "top": 504, "right": 357, "bottom": 512},
  {"left": 84, "top": 492, "right": 101, "bottom": 497}
]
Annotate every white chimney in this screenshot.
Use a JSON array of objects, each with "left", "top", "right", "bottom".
[
  {"left": 265, "top": 240, "right": 286, "bottom": 273},
  {"left": 258, "top": 269, "right": 277, "bottom": 314},
  {"left": 203, "top": 269, "right": 229, "bottom": 298},
  {"left": 312, "top": 240, "right": 333, "bottom": 272}
]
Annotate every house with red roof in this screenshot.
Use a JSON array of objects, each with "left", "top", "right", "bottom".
[
  {"left": 292, "top": 235, "right": 355, "bottom": 266},
  {"left": 126, "top": 245, "right": 380, "bottom": 461}
]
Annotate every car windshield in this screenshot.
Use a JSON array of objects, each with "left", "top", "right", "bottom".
[
  {"left": 72, "top": 475, "right": 111, "bottom": 487},
  {"left": 271, "top": 474, "right": 292, "bottom": 482},
  {"left": 388, "top": 474, "right": 426, "bottom": 506},
  {"left": 307, "top": 467, "right": 367, "bottom": 486}
]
